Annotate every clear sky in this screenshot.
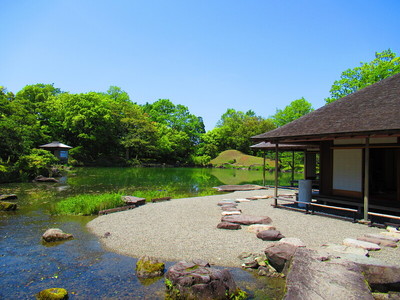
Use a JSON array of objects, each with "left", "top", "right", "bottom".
[{"left": 1, "top": 0, "right": 399, "bottom": 131}]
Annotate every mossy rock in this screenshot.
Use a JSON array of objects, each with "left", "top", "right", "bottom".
[
  {"left": 136, "top": 256, "right": 165, "bottom": 278},
  {"left": 0, "top": 201, "right": 17, "bottom": 211},
  {"left": 36, "top": 288, "right": 68, "bottom": 300}
]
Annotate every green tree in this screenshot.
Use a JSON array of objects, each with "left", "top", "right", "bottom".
[
  {"left": 272, "top": 97, "right": 314, "bottom": 127},
  {"left": 200, "top": 109, "right": 275, "bottom": 156},
  {"left": 143, "top": 99, "right": 205, "bottom": 144},
  {"left": 15, "top": 148, "right": 59, "bottom": 178},
  {"left": 325, "top": 49, "right": 400, "bottom": 103}
]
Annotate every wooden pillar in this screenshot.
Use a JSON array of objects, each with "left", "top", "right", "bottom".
[
  {"left": 363, "top": 137, "right": 370, "bottom": 221},
  {"left": 274, "top": 143, "right": 279, "bottom": 205},
  {"left": 262, "top": 151, "right": 266, "bottom": 186},
  {"left": 291, "top": 150, "right": 295, "bottom": 183}
]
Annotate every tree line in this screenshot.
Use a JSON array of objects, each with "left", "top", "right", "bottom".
[{"left": 1, "top": 49, "right": 398, "bottom": 181}]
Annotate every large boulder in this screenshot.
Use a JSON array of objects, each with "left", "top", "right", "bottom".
[
  {"left": 135, "top": 256, "right": 165, "bottom": 278},
  {"left": 264, "top": 242, "right": 298, "bottom": 273},
  {"left": 284, "top": 248, "right": 374, "bottom": 300},
  {"left": 42, "top": 228, "right": 73, "bottom": 243},
  {"left": 165, "top": 261, "right": 246, "bottom": 300},
  {"left": 256, "top": 230, "right": 284, "bottom": 241},
  {"left": 0, "top": 201, "right": 17, "bottom": 211},
  {"left": 221, "top": 215, "right": 272, "bottom": 225},
  {"left": 36, "top": 288, "right": 68, "bottom": 300}
]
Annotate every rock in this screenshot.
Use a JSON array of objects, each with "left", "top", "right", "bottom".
[
  {"left": 221, "top": 215, "right": 272, "bottom": 225},
  {"left": 380, "top": 232, "right": 400, "bottom": 239},
  {"left": 42, "top": 228, "right": 73, "bottom": 243},
  {"left": 256, "top": 230, "right": 284, "bottom": 241},
  {"left": 217, "top": 201, "right": 237, "bottom": 206},
  {"left": 284, "top": 248, "right": 374, "bottom": 300},
  {"left": 372, "top": 292, "right": 400, "bottom": 300},
  {"left": 246, "top": 195, "right": 273, "bottom": 200},
  {"left": 264, "top": 242, "right": 298, "bottom": 273},
  {"left": 357, "top": 262, "right": 400, "bottom": 287},
  {"left": 386, "top": 226, "right": 400, "bottom": 233},
  {"left": 122, "top": 196, "right": 146, "bottom": 206},
  {"left": 221, "top": 206, "right": 241, "bottom": 212},
  {"left": 357, "top": 236, "right": 397, "bottom": 248},
  {"left": 33, "top": 175, "right": 59, "bottom": 183},
  {"left": 221, "top": 211, "right": 241, "bottom": 216},
  {"left": 279, "top": 238, "right": 306, "bottom": 247},
  {"left": 343, "top": 238, "right": 381, "bottom": 251},
  {"left": 364, "top": 233, "right": 399, "bottom": 243},
  {"left": 165, "top": 260, "right": 246, "bottom": 300},
  {"left": 0, "top": 201, "right": 17, "bottom": 211},
  {"left": 36, "top": 288, "right": 68, "bottom": 300},
  {"left": 238, "top": 252, "right": 267, "bottom": 269},
  {"left": 318, "top": 243, "right": 369, "bottom": 257},
  {"left": 257, "top": 265, "right": 284, "bottom": 278},
  {"left": 217, "top": 222, "right": 241, "bottom": 230},
  {"left": 247, "top": 224, "right": 276, "bottom": 233},
  {"left": 235, "top": 198, "right": 251, "bottom": 202},
  {"left": 0, "top": 194, "right": 17, "bottom": 200},
  {"left": 135, "top": 256, "right": 165, "bottom": 278}
]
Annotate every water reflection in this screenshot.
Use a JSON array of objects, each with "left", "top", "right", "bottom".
[{"left": 0, "top": 168, "right": 291, "bottom": 299}]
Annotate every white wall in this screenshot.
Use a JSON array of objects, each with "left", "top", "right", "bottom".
[{"left": 333, "top": 149, "right": 362, "bottom": 192}]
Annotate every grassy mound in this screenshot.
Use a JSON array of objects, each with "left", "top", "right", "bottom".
[{"left": 210, "top": 150, "right": 274, "bottom": 168}]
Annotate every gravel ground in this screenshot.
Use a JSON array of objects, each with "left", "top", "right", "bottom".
[{"left": 87, "top": 188, "right": 400, "bottom": 267}]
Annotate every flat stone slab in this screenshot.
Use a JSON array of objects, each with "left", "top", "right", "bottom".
[
  {"left": 217, "top": 201, "right": 237, "bottom": 206},
  {"left": 221, "top": 215, "right": 272, "bottom": 225},
  {"left": 217, "top": 222, "right": 241, "bottom": 230},
  {"left": 122, "top": 196, "right": 146, "bottom": 206},
  {"left": 247, "top": 224, "right": 276, "bottom": 233},
  {"left": 235, "top": 198, "right": 251, "bottom": 202},
  {"left": 318, "top": 243, "right": 369, "bottom": 256},
  {"left": 221, "top": 207, "right": 241, "bottom": 212},
  {"left": 343, "top": 238, "right": 381, "bottom": 251},
  {"left": 386, "top": 226, "right": 400, "bottom": 234},
  {"left": 246, "top": 195, "right": 273, "bottom": 200},
  {"left": 284, "top": 248, "right": 374, "bottom": 300},
  {"left": 221, "top": 211, "right": 241, "bottom": 216},
  {"left": 364, "top": 233, "right": 399, "bottom": 243},
  {"left": 380, "top": 231, "right": 400, "bottom": 239},
  {"left": 357, "top": 236, "right": 397, "bottom": 248}
]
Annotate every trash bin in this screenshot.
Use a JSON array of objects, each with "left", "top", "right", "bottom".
[{"left": 298, "top": 179, "right": 312, "bottom": 208}]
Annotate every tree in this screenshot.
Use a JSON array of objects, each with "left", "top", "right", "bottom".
[
  {"left": 199, "top": 109, "right": 275, "bottom": 156},
  {"left": 142, "top": 99, "right": 205, "bottom": 145},
  {"left": 272, "top": 97, "right": 314, "bottom": 127},
  {"left": 325, "top": 49, "right": 400, "bottom": 103}
]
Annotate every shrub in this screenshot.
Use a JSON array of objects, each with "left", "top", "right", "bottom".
[{"left": 15, "top": 149, "right": 59, "bottom": 178}]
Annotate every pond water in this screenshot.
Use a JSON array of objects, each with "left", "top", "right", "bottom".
[{"left": 0, "top": 167, "right": 299, "bottom": 299}]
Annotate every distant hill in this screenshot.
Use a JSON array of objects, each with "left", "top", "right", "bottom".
[{"left": 210, "top": 150, "right": 274, "bottom": 168}]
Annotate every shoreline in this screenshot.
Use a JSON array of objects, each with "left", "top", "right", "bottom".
[{"left": 87, "top": 189, "right": 399, "bottom": 268}]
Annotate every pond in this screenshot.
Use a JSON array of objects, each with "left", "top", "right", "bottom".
[{"left": 0, "top": 167, "right": 300, "bottom": 299}]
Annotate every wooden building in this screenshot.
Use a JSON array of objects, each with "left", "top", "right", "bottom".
[
  {"left": 39, "top": 141, "right": 72, "bottom": 164},
  {"left": 252, "top": 73, "right": 400, "bottom": 220}
]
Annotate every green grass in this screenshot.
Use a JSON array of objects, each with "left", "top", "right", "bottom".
[
  {"left": 52, "top": 193, "right": 124, "bottom": 215},
  {"left": 52, "top": 189, "right": 220, "bottom": 216},
  {"left": 210, "top": 150, "right": 274, "bottom": 168}
]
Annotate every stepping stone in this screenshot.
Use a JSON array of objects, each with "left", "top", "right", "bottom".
[
  {"left": 364, "top": 233, "right": 399, "bottom": 243},
  {"left": 357, "top": 236, "right": 397, "bottom": 248},
  {"left": 256, "top": 230, "right": 284, "bottom": 241},
  {"left": 318, "top": 243, "right": 368, "bottom": 256},
  {"left": 246, "top": 195, "right": 272, "bottom": 200},
  {"left": 217, "top": 201, "right": 236, "bottom": 206},
  {"left": 235, "top": 198, "right": 251, "bottom": 202},
  {"left": 247, "top": 224, "right": 276, "bottom": 233},
  {"left": 221, "top": 215, "right": 272, "bottom": 225},
  {"left": 343, "top": 238, "right": 381, "bottom": 251},
  {"left": 217, "top": 222, "right": 241, "bottom": 230},
  {"left": 221, "top": 207, "right": 241, "bottom": 212},
  {"left": 221, "top": 211, "right": 241, "bottom": 216},
  {"left": 122, "top": 196, "right": 146, "bottom": 206},
  {"left": 380, "top": 231, "right": 400, "bottom": 239},
  {"left": 387, "top": 226, "right": 400, "bottom": 234},
  {"left": 279, "top": 238, "right": 306, "bottom": 247}
]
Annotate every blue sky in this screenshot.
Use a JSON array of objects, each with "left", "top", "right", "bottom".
[{"left": 1, "top": 1, "right": 399, "bottom": 131}]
